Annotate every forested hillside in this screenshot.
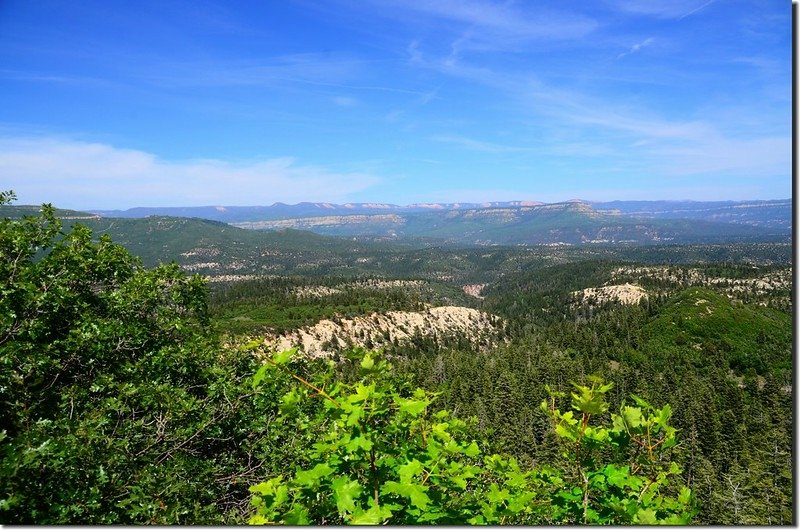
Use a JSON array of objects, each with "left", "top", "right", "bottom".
[{"left": 0, "top": 197, "right": 792, "bottom": 525}]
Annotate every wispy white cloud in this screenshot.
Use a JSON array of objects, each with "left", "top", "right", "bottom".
[
  {"left": 409, "top": 47, "right": 698, "bottom": 139},
  {"left": 408, "top": 42, "right": 789, "bottom": 180},
  {"left": 405, "top": 42, "right": 509, "bottom": 90},
  {"left": 617, "top": 37, "right": 655, "bottom": 59},
  {"left": 522, "top": 86, "right": 789, "bottom": 177},
  {"left": 371, "top": 0, "right": 597, "bottom": 55},
  {"left": 608, "top": 0, "right": 716, "bottom": 19},
  {"left": 395, "top": 0, "right": 596, "bottom": 41},
  {"left": 120, "top": 53, "right": 428, "bottom": 101},
  {"left": 432, "top": 133, "right": 622, "bottom": 158},
  {"left": 0, "top": 137, "right": 381, "bottom": 209},
  {"left": 677, "top": 0, "right": 716, "bottom": 20},
  {"left": 414, "top": 187, "right": 540, "bottom": 204},
  {"left": 730, "top": 56, "right": 785, "bottom": 82},
  {"left": 145, "top": 53, "right": 360, "bottom": 88},
  {"left": 431, "top": 134, "right": 531, "bottom": 154},
  {"left": 0, "top": 69, "right": 119, "bottom": 88},
  {"left": 384, "top": 82, "right": 442, "bottom": 123},
  {"left": 547, "top": 182, "right": 771, "bottom": 202}
]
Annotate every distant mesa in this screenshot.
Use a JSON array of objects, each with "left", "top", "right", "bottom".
[{"left": 76, "top": 198, "right": 790, "bottom": 248}]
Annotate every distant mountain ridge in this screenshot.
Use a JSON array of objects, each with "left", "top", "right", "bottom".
[
  {"left": 591, "top": 199, "right": 791, "bottom": 229},
  {"left": 90, "top": 198, "right": 790, "bottom": 230},
  {"left": 90, "top": 200, "right": 547, "bottom": 222},
  {"left": 5, "top": 198, "right": 790, "bottom": 249},
  {"left": 224, "top": 200, "right": 787, "bottom": 246}
]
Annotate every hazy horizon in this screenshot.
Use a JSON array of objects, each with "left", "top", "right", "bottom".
[
  {"left": 0, "top": 1, "right": 790, "bottom": 209},
  {"left": 10, "top": 196, "right": 789, "bottom": 213}
]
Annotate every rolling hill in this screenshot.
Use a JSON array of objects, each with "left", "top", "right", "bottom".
[{"left": 639, "top": 287, "right": 791, "bottom": 375}]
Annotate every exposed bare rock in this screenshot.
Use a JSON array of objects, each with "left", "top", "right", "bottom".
[
  {"left": 262, "top": 306, "right": 502, "bottom": 358},
  {"left": 231, "top": 214, "right": 405, "bottom": 230},
  {"left": 180, "top": 247, "right": 221, "bottom": 258},
  {"left": 610, "top": 266, "right": 791, "bottom": 302},
  {"left": 182, "top": 262, "right": 220, "bottom": 271},
  {"left": 294, "top": 286, "right": 343, "bottom": 297},
  {"left": 205, "top": 274, "right": 267, "bottom": 283},
  {"left": 462, "top": 283, "right": 487, "bottom": 299},
  {"left": 351, "top": 279, "right": 425, "bottom": 290},
  {"left": 290, "top": 279, "right": 425, "bottom": 298},
  {"left": 573, "top": 283, "right": 648, "bottom": 305}
]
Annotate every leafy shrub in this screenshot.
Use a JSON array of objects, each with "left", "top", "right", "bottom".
[{"left": 248, "top": 349, "right": 696, "bottom": 525}]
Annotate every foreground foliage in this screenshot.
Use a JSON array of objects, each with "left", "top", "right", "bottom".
[
  {"left": 0, "top": 193, "right": 298, "bottom": 523},
  {"left": 248, "top": 349, "right": 696, "bottom": 525}
]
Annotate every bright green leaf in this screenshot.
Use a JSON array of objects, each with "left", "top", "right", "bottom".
[
  {"left": 464, "top": 441, "right": 480, "bottom": 458},
  {"left": 349, "top": 505, "right": 388, "bottom": 525},
  {"left": 395, "top": 396, "right": 429, "bottom": 417},
  {"left": 381, "top": 481, "right": 430, "bottom": 511},
  {"left": 283, "top": 505, "right": 310, "bottom": 525},
  {"left": 360, "top": 353, "right": 374, "bottom": 370},
  {"left": 294, "top": 463, "right": 333, "bottom": 487},
  {"left": 331, "top": 477, "right": 362, "bottom": 515},
  {"left": 635, "top": 508, "right": 658, "bottom": 525},
  {"left": 249, "top": 476, "right": 284, "bottom": 496},
  {"left": 251, "top": 364, "right": 269, "bottom": 389},
  {"left": 272, "top": 348, "right": 295, "bottom": 366},
  {"left": 398, "top": 459, "right": 424, "bottom": 483}
]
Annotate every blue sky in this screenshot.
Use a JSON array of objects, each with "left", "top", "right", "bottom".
[{"left": 0, "top": 0, "right": 791, "bottom": 209}]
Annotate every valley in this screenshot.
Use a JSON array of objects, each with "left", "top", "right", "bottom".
[{"left": 1, "top": 199, "right": 793, "bottom": 525}]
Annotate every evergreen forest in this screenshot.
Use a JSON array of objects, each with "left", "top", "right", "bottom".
[{"left": 0, "top": 193, "right": 793, "bottom": 525}]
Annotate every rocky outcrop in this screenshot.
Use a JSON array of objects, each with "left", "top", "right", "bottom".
[
  {"left": 262, "top": 306, "right": 502, "bottom": 358},
  {"left": 573, "top": 283, "right": 648, "bottom": 305}
]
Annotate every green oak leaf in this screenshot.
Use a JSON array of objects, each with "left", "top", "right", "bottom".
[
  {"left": 381, "top": 481, "right": 430, "bottom": 511},
  {"left": 294, "top": 463, "right": 333, "bottom": 487},
  {"left": 331, "top": 477, "right": 362, "bottom": 515}
]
